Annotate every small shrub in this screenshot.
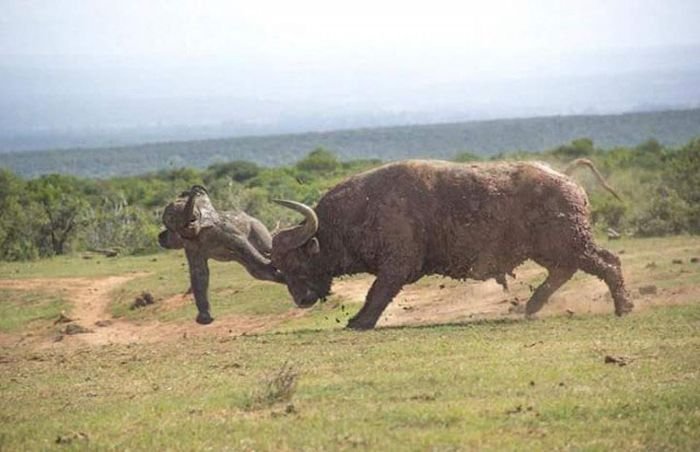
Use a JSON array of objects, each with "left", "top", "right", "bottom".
[
  {"left": 590, "top": 195, "right": 626, "bottom": 229},
  {"left": 296, "top": 148, "right": 338, "bottom": 173},
  {"left": 632, "top": 187, "right": 689, "bottom": 236},
  {"left": 244, "top": 361, "right": 298, "bottom": 410},
  {"left": 453, "top": 151, "right": 482, "bottom": 162},
  {"left": 552, "top": 138, "right": 595, "bottom": 159},
  {"left": 205, "top": 161, "right": 260, "bottom": 184}
]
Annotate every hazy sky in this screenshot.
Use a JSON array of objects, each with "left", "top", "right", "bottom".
[
  {"left": 1, "top": 0, "right": 699, "bottom": 137},
  {"left": 3, "top": 0, "right": 700, "bottom": 57}
]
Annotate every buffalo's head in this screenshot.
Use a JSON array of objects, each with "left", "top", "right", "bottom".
[
  {"left": 159, "top": 185, "right": 215, "bottom": 248},
  {"left": 271, "top": 200, "right": 331, "bottom": 308}
]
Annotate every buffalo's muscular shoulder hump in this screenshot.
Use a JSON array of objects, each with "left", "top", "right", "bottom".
[{"left": 312, "top": 161, "right": 440, "bottom": 275}]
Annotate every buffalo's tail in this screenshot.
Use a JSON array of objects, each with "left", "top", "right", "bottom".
[{"left": 564, "top": 158, "right": 622, "bottom": 201}]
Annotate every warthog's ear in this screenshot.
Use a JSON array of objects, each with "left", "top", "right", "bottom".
[
  {"left": 158, "top": 230, "right": 185, "bottom": 249},
  {"left": 189, "top": 185, "right": 209, "bottom": 196},
  {"left": 306, "top": 237, "right": 320, "bottom": 255}
]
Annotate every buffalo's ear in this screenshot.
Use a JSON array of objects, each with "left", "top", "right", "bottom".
[{"left": 306, "top": 237, "right": 320, "bottom": 255}]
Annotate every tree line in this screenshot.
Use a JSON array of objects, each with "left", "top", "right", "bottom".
[
  {"left": 0, "top": 138, "right": 698, "bottom": 261},
  {"left": 4, "top": 109, "right": 700, "bottom": 179}
]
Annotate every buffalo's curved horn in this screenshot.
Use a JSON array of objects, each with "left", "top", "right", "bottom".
[{"left": 273, "top": 199, "right": 319, "bottom": 251}]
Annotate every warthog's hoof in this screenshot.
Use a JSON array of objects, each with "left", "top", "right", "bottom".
[
  {"left": 196, "top": 313, "right": 214, "bottom": 325},
  {"left": 615, "top": 302, "right": 634, "bottom": 316}
]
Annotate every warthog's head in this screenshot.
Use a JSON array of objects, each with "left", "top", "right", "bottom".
[
  {"left": 158, "top": 185, "right": 214, "bottom": 249},
  {"left": 271, "top": 200, "right": 332, "bottom": 308}
]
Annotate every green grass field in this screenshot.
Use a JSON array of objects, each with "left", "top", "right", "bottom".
[
  {"left": 0, "top": 288, "right": 67, "bottom": 333},
  {"left": 1, "top": 236, "right": 699, "bottom": 450}
]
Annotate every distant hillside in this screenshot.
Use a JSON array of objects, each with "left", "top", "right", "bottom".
[{"left": 2, "top": 109, "right": 699, "bottom": 178}]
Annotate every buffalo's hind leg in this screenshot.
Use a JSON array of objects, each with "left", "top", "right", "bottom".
[
  {"left": 525, "top": 266, "right": 576, "bottom": 317},
  {"left": 577, "top": 245, "right": 632, "bottom": 316},
  {"left": 347, "top": 275, "right": 405, "bottom": 330}
]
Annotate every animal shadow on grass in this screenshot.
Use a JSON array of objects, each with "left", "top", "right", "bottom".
[
  {"left": 382, "top": 316, "right": 527, "bottom": 332},
  {"left": 262, "top": 316, "right": 529, "bottom": 338}
]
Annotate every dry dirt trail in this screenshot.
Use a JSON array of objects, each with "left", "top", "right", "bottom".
[
  {"left": 1, "top": 263, "right": 694, "bottom": 350},
  {"left": 0, "top": 274, "right": 152, "bottom": 348},
  {"left": 0, "top": 274, "right": 306, "bottom": 349}
]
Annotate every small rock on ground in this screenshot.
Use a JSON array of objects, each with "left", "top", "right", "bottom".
[
  {"left": 62, "top": 324, "right": 93, "bottom": 335},
  {"left": 639, "top": 285, "right": 658, "bottom": 295},
  {"left": 53, "top": 311, "right": 73, "bottom": 324},
  {"left": 55, "top": 432, "right": 89, "bottom": 444},
  {"left": 130, "top": 292, "right": 155, "bottom": 310},
  {"left": 604, "top": 355, "right": 629, "bottom": 366}
]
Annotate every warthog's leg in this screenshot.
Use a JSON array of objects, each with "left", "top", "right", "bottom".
[
  {"left": 577, "top": 245, "right": 633, "bottom": 316},
  {"left": 347, "top": 275, "right": 405, "bottom": 330},
  {"left": 525, "top": 266, "right": 576, "bottom": 317},
  {"left": 186, "top": 250, "right": 214, "bottom": 325}
]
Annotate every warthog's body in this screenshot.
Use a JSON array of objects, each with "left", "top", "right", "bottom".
[
  {"left": 159, "top": 186, "right": 283, "bottom": 324},
  {"left": 272, "top": 160, "right": 632, "bottom": 329}
]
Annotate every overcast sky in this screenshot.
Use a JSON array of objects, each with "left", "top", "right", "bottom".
[
  {"left": 1, "top": 0, "right": 699, "bottom": 138},
  {"left": 3, "top": 0, "right": 700, "bottom": 56}
]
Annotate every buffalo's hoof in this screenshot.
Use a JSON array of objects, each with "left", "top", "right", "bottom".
[
  {"left": 196, "top": 313, "right": 214, "bottom": 325},
  {"left": 346, "top": 319, "right": 375, "bottom": 331}
]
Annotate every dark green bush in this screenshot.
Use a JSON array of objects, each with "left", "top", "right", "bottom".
[
  {"left": 453, "top": 151, "right": 482, "bottom": 162},
  {"left": 296, "top": 148, "right": 339, "bottom": 173},
  {"left": 2, "top": 137, "right": 700, "bottom": 261}
]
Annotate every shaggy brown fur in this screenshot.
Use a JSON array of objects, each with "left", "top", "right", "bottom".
[
  {"left": 272, "top": 160, "right": 632, "bottom": 330},
  {"left": 159, "top": 185, "right": 284, "bottom": 324}
]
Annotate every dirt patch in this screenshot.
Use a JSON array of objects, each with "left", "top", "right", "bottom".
[
  {"left": 62, "top": 324, "right": 92, "bottom": 335},
  {"left": 54, "top": 312, "right": 73, "bottom": 324},
  {"left": 0, "top": 275, "right": 145, "bottom": 348},
  {"left": 0, "top": 274, "right": 307, "bottom": 350},
  {"left": 332, "top": 265, "right": 549, "bottom": 327},
  {"left": 639, "top": 285, "right": 658, "bottom": 295},
  {"left": 333, "top": 261, "right": 700, "bottom": 328},
  {"left": 0, "top": 255, "right": 697, "bottom": 350}
]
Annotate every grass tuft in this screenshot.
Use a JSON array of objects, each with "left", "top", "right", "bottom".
[{"left": 243, "top": 360, "right": 299, "bottom": 411}]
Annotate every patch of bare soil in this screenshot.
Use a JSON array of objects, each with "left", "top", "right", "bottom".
[
  {"left": 333, "top": 262, "right": 700, "bottom": 328},
  {"left": 0, "top": 275, "right": 305, "bottom": 350},
  {"left": 332, "top": 267, "right": 546, "bottom": 328},
  {"left": 1, "top": 259, "right": 696, "bottom": 350}
]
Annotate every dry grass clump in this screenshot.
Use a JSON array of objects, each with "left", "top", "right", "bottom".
[{"left": 244, "top": 361, "right": 298, "bottom": 410}]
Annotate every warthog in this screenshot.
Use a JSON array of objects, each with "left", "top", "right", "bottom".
[{"left": 159, "top": 185, "right": 283, "bottom": 324}]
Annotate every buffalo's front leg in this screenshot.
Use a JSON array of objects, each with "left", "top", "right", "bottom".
[
  {"left": 186, "top": 250, "right": 214, "bottom": 325},
  {"left": 347, "top": 275, "right": 404, "bottom": 330},
  {"left": 525, "top": 266, "right": 576, "bottom": 317},
  {"left": 577, "top": 245, "right": 633, "bottom": 316}
]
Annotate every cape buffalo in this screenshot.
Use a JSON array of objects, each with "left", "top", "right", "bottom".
[
  {"left": 271, "top": 160, "right": 632, "bottom": 330},
  {"left": 159, "top": 185, "right": 284, "bottom": 324}
]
